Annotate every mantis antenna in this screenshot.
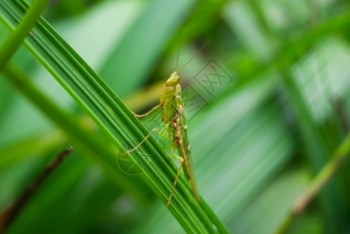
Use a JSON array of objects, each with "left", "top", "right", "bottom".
[{"left": 175, "top": 29, "right": 182, "bottom": 71}]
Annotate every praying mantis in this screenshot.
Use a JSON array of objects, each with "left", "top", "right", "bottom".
[{"left": 124, "top": 69, "right": 199, "bottom": 206}]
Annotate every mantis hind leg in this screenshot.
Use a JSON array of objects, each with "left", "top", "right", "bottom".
[{"left": 167, "top": 153, "right": 184, "bottom": 206}]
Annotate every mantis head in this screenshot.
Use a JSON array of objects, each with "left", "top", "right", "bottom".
[{"left": 165, "top": 71, "right": 180, "bottom": 86}]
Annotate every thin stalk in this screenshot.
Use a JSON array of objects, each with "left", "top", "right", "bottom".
[
  {"left": 275, "top": 132, "right": 350, "bottom": 234},
  {"left": 0, "top": 146, "right": 73, "bottom": 233},
  {"left": 0, "top": 0, "right": 48, "bottom": 70}
]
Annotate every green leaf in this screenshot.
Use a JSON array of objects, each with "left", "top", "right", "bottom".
[{"left": 0, "top": 0, "right": 227, "bottom": 232}]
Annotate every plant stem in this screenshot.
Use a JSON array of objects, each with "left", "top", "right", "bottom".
[
  {"left": 275, "top": 132, "right": 350, "bottom": 234},
  {"left": 0, "top": 146, "right": 73, "bottom": 233},
  {"left": 0, "top": 0, "right": 48, "bottom": 70}
]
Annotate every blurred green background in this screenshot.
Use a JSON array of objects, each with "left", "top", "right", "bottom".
[{"left": 1, "top": 0, "right": 350, "bottom": 233}]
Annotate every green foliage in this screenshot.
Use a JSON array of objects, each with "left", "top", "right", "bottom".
[{"left": 1, "top": 0, "right": 350, "bottom": 233}]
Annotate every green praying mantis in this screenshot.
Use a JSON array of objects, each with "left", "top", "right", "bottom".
[{"left": 124, "top": 54, "right": 200, "bottom": 206}]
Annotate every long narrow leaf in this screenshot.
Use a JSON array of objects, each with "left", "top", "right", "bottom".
[{"left": 0, "top": 1, "right": 227, "bottom": 232}]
